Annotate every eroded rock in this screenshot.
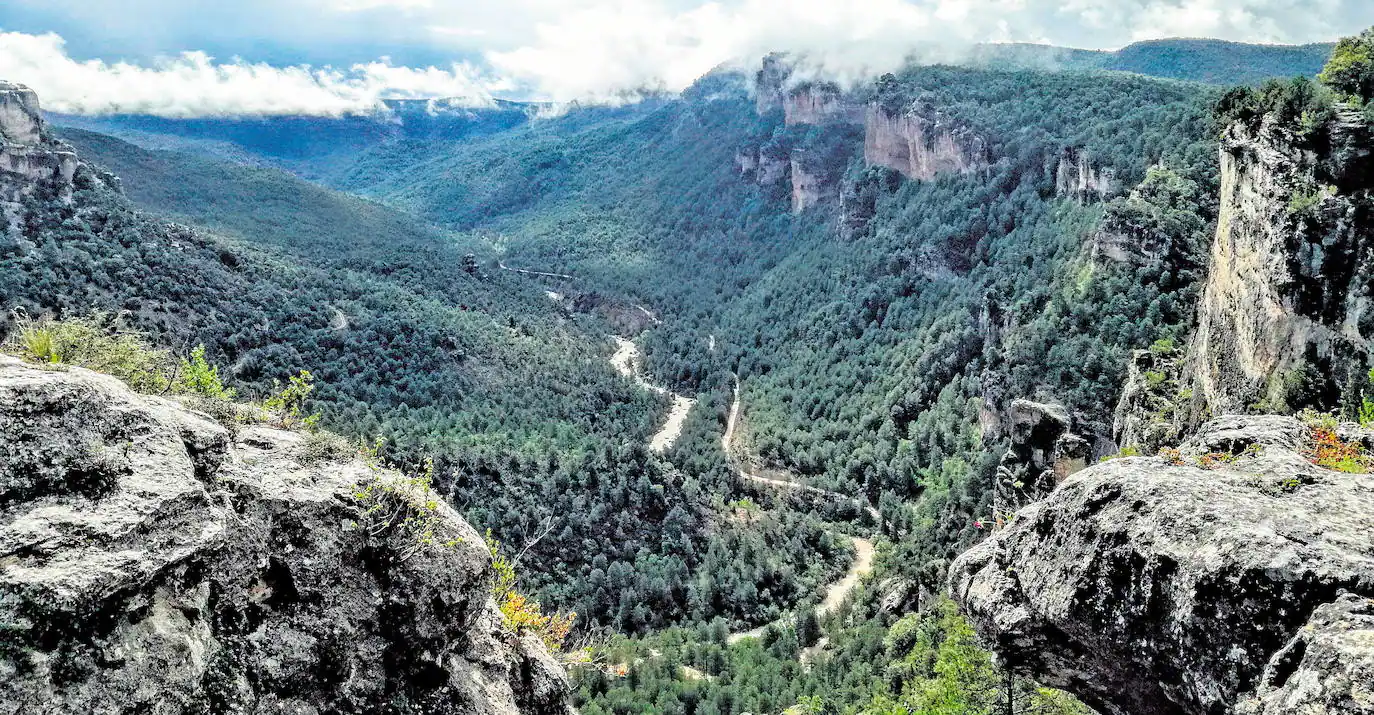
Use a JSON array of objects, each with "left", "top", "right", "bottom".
[
  {"left": 0, "top": 356, "right": 573, "bottom": 715},
  {"left": 951, "top": 414, "right": 1374, "bottom": 715}
]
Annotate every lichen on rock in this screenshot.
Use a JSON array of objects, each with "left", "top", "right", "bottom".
[
  {"left": 951, "top": 414, "right": 1374, "bottom": 715},
  {"left": 0, "top": 355, "right": 573, "bottom": 714}
]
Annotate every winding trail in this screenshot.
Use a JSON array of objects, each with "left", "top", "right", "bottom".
[
  {"left": 724, "top": 379, "right": 881, "bottom": 522},
  {"left": 721, "top": 376, "right": 879, "bottom": 645},
  {"left": 610, "top": 337, "right": 696, "bottom": 454}
]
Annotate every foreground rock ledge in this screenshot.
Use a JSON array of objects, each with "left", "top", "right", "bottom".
[
  {"left": 950, "top": 415, "right": 1374, "bottom": 715},
  {"left": 0, "top": 356, "right": 572, "bottom": 715}
]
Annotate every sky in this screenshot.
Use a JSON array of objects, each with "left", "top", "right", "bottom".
[{"left": 0, "top": 0, "right": 1370, "bottom": 117}]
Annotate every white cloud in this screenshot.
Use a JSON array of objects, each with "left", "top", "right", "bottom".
[
  {"left": 0, "top": 30, "right": 501, "bottom": 117},
  {"left": 1, "top": 0, "right": 1369, "bottom": 116}
]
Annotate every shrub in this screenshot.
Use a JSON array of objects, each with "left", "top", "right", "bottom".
[
  {"left": 487, "top": 531, "right": 576, "bottom": 652},
  {"left": 3, "top": 315, "right": 176, "bottom": 393},
  {"left": 175, "top": 345, "right": 235, "bottom": 399},
  {"left": 1318, "top": 28, "right": 1374, "bottom": 102},
  {"left": 265, "top": 370, "right": 319, "bottom": 429},
  {"left": 351, "top": 452, "right": 461, "bottom": 561},
  {"left": 1304, "top": 425, "right": 1370, "bottom": 473}
]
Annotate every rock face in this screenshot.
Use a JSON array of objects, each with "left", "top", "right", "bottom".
[
  {"left": 783, "top": 84, "right": 864, "bottom": 127},
  {"left": 790, "top": 157, "right": 826, "bottom": 213},
  {"left": 1054, "top": 147, "right": 1117, "bottom": 203},
  {"left": 1112, "top": 344, "right": 1187, "bottom": 453},
  {"left": 1184, "top": 109, "right": 1374, "bottom": 421},
  {"left": 0, "top": 82, "right": 77, "bottom": 202},
  {"left": 991, "top": 399, "right": 1092, "bottom": 518},
  {"left": 863, "top": 104, "right": 987, "bottom": 181},
  {"left": 951, "top": 414, "right": 1374, "bottom": 715},
  {"left": 754, "top": 54, "right": 792, "bottom": 115},
  {"left": 0, "top": 356, "right": 573, "bottom": 715}
]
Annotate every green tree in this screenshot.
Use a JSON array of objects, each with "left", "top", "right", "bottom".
[{"left": 1319, "top": 28, "right": 1374, "bottom": 101}]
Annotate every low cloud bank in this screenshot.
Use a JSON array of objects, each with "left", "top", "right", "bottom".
[
  {"left": 0, "top": 0, "right": 1362, "bottom": 117},
  {"left": 0, "top": 31, "right": 503, "bottom": 117}
]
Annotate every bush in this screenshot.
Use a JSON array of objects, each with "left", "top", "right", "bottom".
[
  {"left": 1319, "top": 28, "right": 1374, "bottom": 102},
  {"left": 3, "top": 315, "right": 176, "bottom": 393},
  {"left": 487, "top": 531, "right": 576, "bottom": 653}
]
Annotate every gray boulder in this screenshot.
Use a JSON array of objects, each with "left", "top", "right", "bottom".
[
  {"left": 0, "top": 355, "right": 573, "bottom": 714},
  {"left": 950, "top": 414, "right": 1374, "bottom": 715}
]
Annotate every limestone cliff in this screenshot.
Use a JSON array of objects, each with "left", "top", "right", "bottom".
[
  {"left": 0, "top": 356, "right": 573, "bottom": 714},
  {"left": 783, "top": 84, "right": 864, "bottom": 127},
  {"left": 1184, "top": 108, "right": 1374, "bottom": 420},
  {"left": 1054, "top": 146, "right": 1117, "bottom": 203},
  {"left": 0, "top": 82, "right": 77, "bottom": 202},
  {"left": 789, "top": 156, "right": 825, "bottom": 213},
  {"left": 952, "top": 415, "right": 1374, "bottom": 715},
  {"left": 863, "top": 103, "right": 987, "bottom": 181},
  {"left": 754, "top": 54, "right": 791, "bottom": 115}
]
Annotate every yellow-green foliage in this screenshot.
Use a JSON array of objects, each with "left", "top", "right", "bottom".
[
  {"left": 3, "top": 316, "right": 236, "bottom": 400},
  {"left": 1099, "top": 445, "right": 1142, "bottom": 463},
  {"left": 265, "top": 369, "right": 319, "bottom": 429},
  {"left": 864, "top": 599, "right": 1090, "bottom": 715},
  {"left": 487, "top": 531, "right": 576, "bottom": 652},
  {"left": 1319, "top": 27, "right": 1374, "bottom": 102}
]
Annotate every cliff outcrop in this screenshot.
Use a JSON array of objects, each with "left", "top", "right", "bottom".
[
  {"left": 0, "top": 82, "right": 77, "bottom": 202},
  {"left": 863, "top": 103, "right": 987, "bottom": 181},
  {"left": 783, "top": 84, "right": 864, "bottom": 127},
  {"left": 951, "top": 414, "right": 1374, "bottom": 715},
  {"left": 0, "top": 356, "right": 573, "bottom": 714},
  {"left": 1184, "top": 109, "right": 1374, "bottom": 421},
  {"left": 990, "top": 399, "right": 1092, "bottom": 518},
  {"left": 1054, "top": 147, "right": 1117, "bottom": 203}
]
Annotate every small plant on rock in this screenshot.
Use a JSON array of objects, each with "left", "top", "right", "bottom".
[
  {"left": 1158, "top": 447, "right": 1184, "bottom": 465},
  {"left": 351, "top": 452, "right": 462, "bottom": 561},
  {"left": 1304, "top": 424, "right": 1370, "bottom": 474},
  {"left": 487, "top": 531, "right": 576, "bottom": 652},
  {"left": 265, "top": 370, "right": 319, "bottom": 429}
]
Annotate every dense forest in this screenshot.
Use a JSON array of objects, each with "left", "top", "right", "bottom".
[{"left": 7, "top": 33, "right": 1360, "bottom": 715}]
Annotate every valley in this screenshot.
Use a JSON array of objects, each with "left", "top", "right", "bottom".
[{"left": 3, "top": 22, "right": 1374, "bottom": 715}]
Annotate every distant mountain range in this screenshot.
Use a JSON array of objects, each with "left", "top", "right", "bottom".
[{"left": 48, "top": 37, "right": 1331, "bottom": 177}]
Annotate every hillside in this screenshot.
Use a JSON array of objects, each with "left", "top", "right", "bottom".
[
  {"left": 7, "top": 85, "right": 859, "bottom": 650},
  {"left": 972, "top": 38, "right": 1333, "bottom": 85},
  {"left": 7, "top": 27, "right": 1374, "bottom": 715}
]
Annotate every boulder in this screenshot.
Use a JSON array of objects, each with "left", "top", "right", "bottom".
[
  {"left": 0, "top": 356, "right": 573, "bottom": 715},
  {"left": 951, "top": 414, "right": 1374, "bottom": 715}
]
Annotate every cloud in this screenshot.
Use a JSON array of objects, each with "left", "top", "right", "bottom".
[
  {"left": 0, "top": 31, "right": 502, "bottom": 117},
  {"left": 1, "top": 0, "right": 1370, "bottom": 116},
  {"left": 485, "top": 0, "right": 1364, "bottom": 101}
]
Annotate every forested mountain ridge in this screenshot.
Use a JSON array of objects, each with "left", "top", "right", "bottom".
[
  {"left": 951, "top": 43, "right": 1374, "bottom": 714},
  {"left": 7, "top": 29, "right": 1373, "bottom": 715},
  {"left": 4, "top": 79, "right": 861, "bottom": 654}
]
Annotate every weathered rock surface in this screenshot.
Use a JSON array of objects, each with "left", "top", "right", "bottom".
[
  {"left": 783, "top": 84, "right": 864, "bottom": 127},
  {"left": 790, "top": 157, "right": 826, "bottom": 213},
  {"left": 1054, "top": 146, "right": 1117, "bottom": 203},
  {"left": 863, "top": 103, "right": 987, "bottom": 181},
  {"left": 0, "top": 82, "right": 77, "bottom": 201},
  {"left": 0, "top": 356, "right": 573, "bottom": 715},
  {"left": 1113, "top": 345, "right": 1187, "bottom": 453},
  {"left": 951, "top": 414, "right": 1374, "bottom": 715},
  {"left": 1184, "top": 109, "right": 1374, "bottom": 422},
  {"left": 992, "top": 399, "right": 1092, "bottom": 517}
]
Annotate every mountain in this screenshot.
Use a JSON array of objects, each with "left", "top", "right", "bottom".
[
  {"left": 5, "top": 83, "right": 857, "bottom": 650},
  {"left": 971, "top": 38, "right": 1334, "bottom": 85},
  {"left": 7, "top": 28, "right": 1374, "bottom": 715}
]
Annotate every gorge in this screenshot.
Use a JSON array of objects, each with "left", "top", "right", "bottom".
[{"left": 3, "top": 27, "right": 1374, "bottom": 715}]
